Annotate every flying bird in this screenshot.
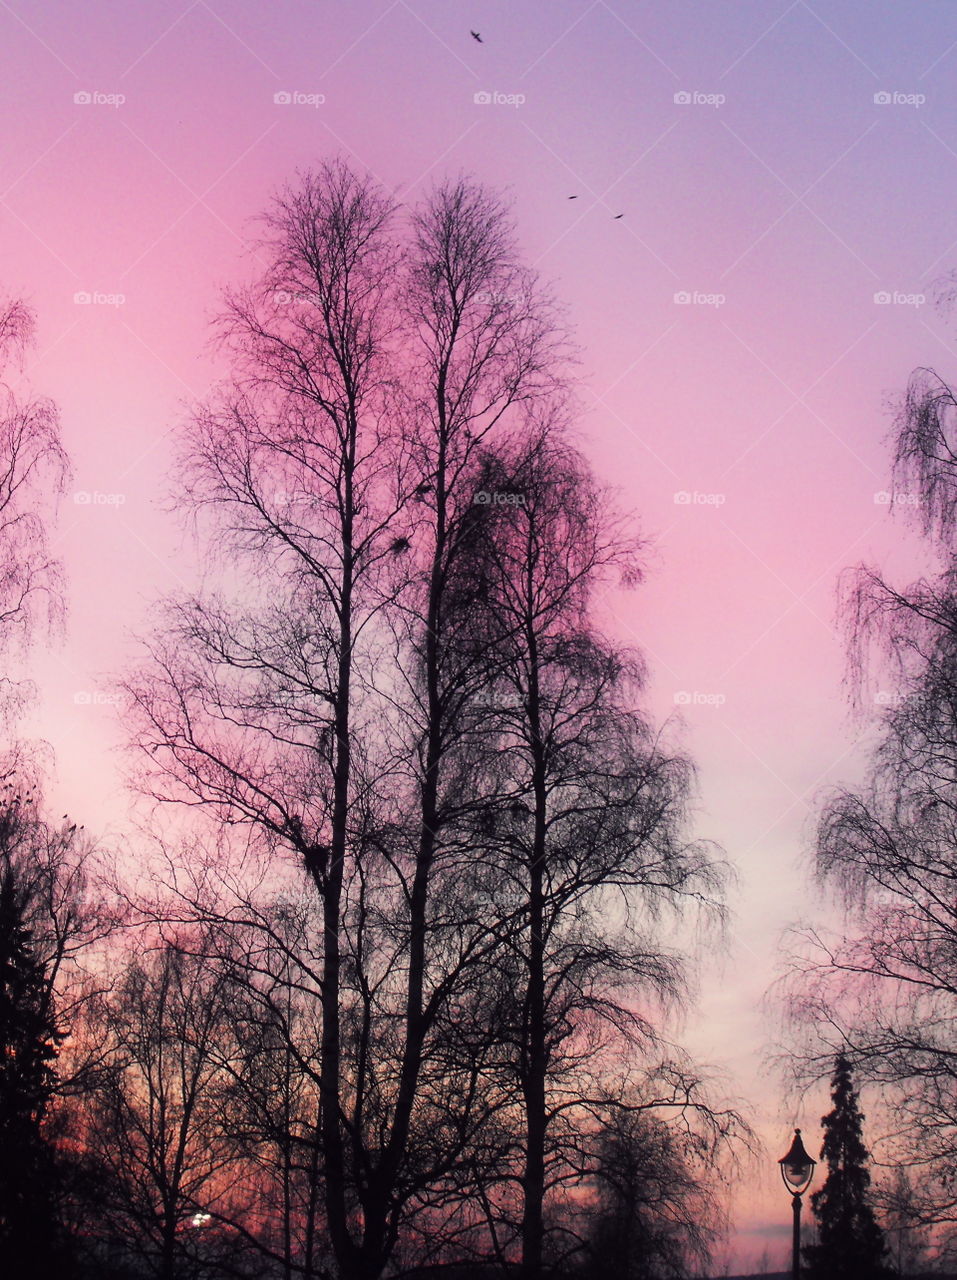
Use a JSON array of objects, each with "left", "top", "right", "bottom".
[
  {"left": 470, "top": 30, "right": 483, "bottom": 42},
  {"left": 568, "top": 195, "right": 578, "bottom": 199},
  {"left": 613, "top": 213, "right": 624, "bottom": 219}
]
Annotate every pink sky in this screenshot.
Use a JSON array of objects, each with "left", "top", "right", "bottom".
[{"left": 4, "top": 0, "right": 956, "bottom": 1269}]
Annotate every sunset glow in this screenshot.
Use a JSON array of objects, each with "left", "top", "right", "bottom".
[{"left": 3, "top": 3, "right": 956, "bottom": 1275}]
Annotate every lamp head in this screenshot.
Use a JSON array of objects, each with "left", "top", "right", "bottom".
[{"left": 779, "top": 1128, "right": 816, "bottom": 1196}]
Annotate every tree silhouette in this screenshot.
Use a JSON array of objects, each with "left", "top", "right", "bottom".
[
  {"left": 0, "top": 297, "right": 68, "bottom": 726},
  {"left": 0, "top": 796, "right": 66, "bottom": 1276},
  {"left": 581, "top": 1107, "right": 721, "bottom": 1280},
  {"left": 786, "top": 360, "right": 957, "bottom": 1229},
  {"left": 803, "top": 1055, "right": 891, "bottom": 1280},
  {"left": 447, "top": 430, "right": 735, "bottom": 1279},
  {"left": 80, "top": 936, "right": 247, "bottom": 1280},
  {"left": 122, "top": 160, "right": 739, "bottom": 1280}
]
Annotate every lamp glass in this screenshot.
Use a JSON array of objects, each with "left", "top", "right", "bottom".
[{"left": 779, "top": 1130, "right": 816, "bottom": 1195}]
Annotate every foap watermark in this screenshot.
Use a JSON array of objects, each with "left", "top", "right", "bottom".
[
  {"left": 73, "top": 490, "right": 126, "bottom": 506},
  {"left": 874, "top": 290, "right": 925, "bottom": 307},
  {"left": 474, "top": 490, "right": 526, "bottom": 506},
  {"left": 473, "top": 90, "right": 526, "bottom": 108},
  {"left": 74, "top": 290, "right": 125, "bottom": 307},
  {"left": 674, "top": 690, "right": 726, "bottom": 708},
  {"left": 874, "top": 490, "right": 919, "bottom": 507},
  {"left": 873, "top": 689, "right": 913, "bottom": 707},
  {"left": 674, "top": 490, "right": 725, "bottom": 507},
  {"left": 74, "top": 90, "right": 125, "bottom": 107},
  {"left": 474, "top": 689, "right": 525, "bottom": 710},
  {"left": 674, "top": 90, "right": 725, "bottom": 108},
  {"left": 674, "top": 290, "right": 726, "bottom": 307},
  {"left": 874, "top": 90, "right": 925, "bottom": 108},
  {"left": 475, "top": 288, "right": 524, "bottom": 306},
  {"left": 73, "top": 690, "right": 123, "bottom": 707},
  {"left": 273, "top": 289, "right": 315, "bottom": 305},
  {"left": 274, "top": 91, "right": 325, "bottom": 107}
]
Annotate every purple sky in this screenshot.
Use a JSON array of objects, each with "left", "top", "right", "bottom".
[{"left": 4, "top": 0, "right": 956, "bottom": 1267}]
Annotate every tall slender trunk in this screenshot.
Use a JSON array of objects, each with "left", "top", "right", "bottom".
[
  {"left": 304, "top": 1105, "right": 321, "bottom": 1279},
  {"left": 357, "top": 384, "right": 453, "bottom": 1280},
  {"left": 521, "top": 606, "right": 548, "bottom": 1280},
  {"left": 281, "top": 1038, "right": 293, "bottom": 1280},
  {"left": 321, "top": 423, "right": 357, "bottom": 1277}
]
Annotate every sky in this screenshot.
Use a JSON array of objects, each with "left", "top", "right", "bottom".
[{"left": 3, "top": 0, "right": 956, "bottom": 1270}]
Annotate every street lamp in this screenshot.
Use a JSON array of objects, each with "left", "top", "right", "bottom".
[{"left": 779, "top": 1128, "right": 816, "bottom": 1280}]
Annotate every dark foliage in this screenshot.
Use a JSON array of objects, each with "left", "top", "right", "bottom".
[
  {"left": 0, "top": 794, "right": 68, "bottom": 1277},
  {"left": 802, "top": 1056, "right": 891, "bottom": 1280}
]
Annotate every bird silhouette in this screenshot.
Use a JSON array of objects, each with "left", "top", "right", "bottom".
[
  {"left": 470, "top": 30, "right": 483, "bottom": 42},
  {"left": 568, "top": 195, "right": 578, "bottom": 199},
  {"left": 613, "top": 213, "right": 624, "bottom": 219}
]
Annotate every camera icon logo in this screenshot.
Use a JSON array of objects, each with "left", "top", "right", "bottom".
[
  {"left": 674, "top": 91, "right": 692, "bottom": 104},
  {"left": 73, "top": 90, "right": 92, "bottom": 105},
  {"left": 473, "top": 91, "right": 492, "bottom": 105},
  {"left": 874, "top": 91, "right": 892, "bottom": 105},
  {"left": 273, "top": 91, "right": 292, "bottom": 105},
  {"left": 73, "top": 291, "right": 92, "bottom": 305},
  {"left": 873, "top": 291, "right": 892, "bottom": 304}
]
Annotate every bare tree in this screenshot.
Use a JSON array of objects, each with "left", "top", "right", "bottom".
[
  {"left": 436, "top": 430, "right": 738, "bottom": 1279},
  {"left": 579, "top": 1105, "right": 724, "bottom": 1280},
  {"left": 205, "top": 881, "right": 326, "bottom": 1278},
  {"left": 79, "top": 934, "right": 250, "bottom": 1280},
  {"left": 125, "top": 159, "right": 406, "bottom": 1279},
  {"left": 880, "top": 1170, "right": 931, "bottom": 1278},
  {"left": 123, "top": 163, "right": 735, "bottom": 1280},
  {"left": 0, "top": 297, "right": 68, "bottom": 719},
  {"left": 124, "top": 166, "right": 566, "bottom": 1279},
  {"left": 327, "top": 177, "right": 573, "bottom": 1280},
  {"left": 787, "top": 362, "right": 957, "bottom": 1234}
]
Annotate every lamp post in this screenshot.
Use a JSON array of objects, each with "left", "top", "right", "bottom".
[{"left": 779, "top": 1128, "right": 816, "bottom": 1280}]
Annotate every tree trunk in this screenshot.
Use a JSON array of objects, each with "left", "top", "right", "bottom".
[
  {"left": 320, "top": 459, "right": 357, "bottom": 1276},
  {"left": 521, "top": 609, "right": 549, "bottom": 1280}
]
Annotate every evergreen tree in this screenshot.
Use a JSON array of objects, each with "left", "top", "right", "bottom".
[
  {"left": 803, "top": 1054, "right": 892, "bottom": 1280},
  {"left": 0, "top": 798, "right": 66, "bottom": 1276}
]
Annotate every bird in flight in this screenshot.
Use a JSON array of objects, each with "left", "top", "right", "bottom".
[
  {"left": 613, "top": 213, "right": 624, "bottom": 219},
  {"left": 568, "top": 195, "right": 578, "bottom": 199},
  {"left": 471, "top": 30, "right": 483, "bottom": 42}
]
